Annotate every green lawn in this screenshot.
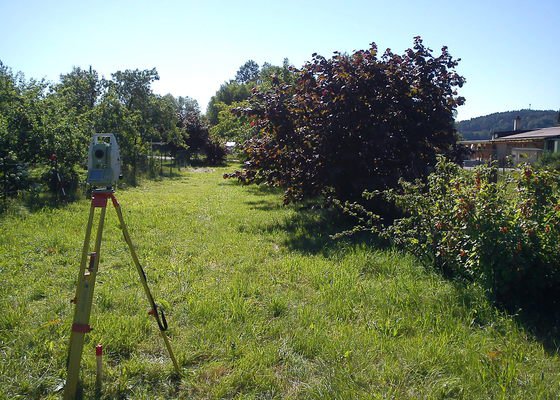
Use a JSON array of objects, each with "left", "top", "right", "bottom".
[{"left": 1, "top": 166, "right": 559, "bottom": 399}]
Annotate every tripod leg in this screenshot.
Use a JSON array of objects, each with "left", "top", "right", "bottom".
[
  {"left": 64, "top": 202, "right": 95, "bottom": 398},
  {"left": 111, "top": 196, "right": 181, "bottom": 374},
  {"left": 64, "top": 205, "right": 107, "bottom": 399},
  {"left": 67, "top": 202, "right": 96, "bottom": 320}
]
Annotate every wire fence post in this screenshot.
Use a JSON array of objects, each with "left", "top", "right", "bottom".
[{"left": 1, "top": 156, "right": 6, "bottom": 210}]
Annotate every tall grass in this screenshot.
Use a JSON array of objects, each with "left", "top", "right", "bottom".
[{"left": 0, "top": 166, "right": 559, "bottom": 399}]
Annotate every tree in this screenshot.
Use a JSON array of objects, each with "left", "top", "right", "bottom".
[
  {"left": 0, "top": 62, "right": 94, "bottom": 194},
  {"left": 93, "top": 86, "right": 141, "bottom": 174},
  {"left": 0, "top": 63, "right": 28, "bottom": 199},
  {"left": 99, "top": 68, "right": 160, "bottom": 178},
  {"left": 37, "top": 93, "right": 91, "bottom": 193},
  {"left": 259, "top": 58, "right": 296, "bottom": 88},
  {"left": 110, "top": 68, "right": 159, "bottom": 110},
  {"left": 183, "top": 104, "right": 209, "bottom": 155},
  {"left": 228, "top": 37, "right": 465, "bottom": 205},
  {"left": 163, "top": 95, "right": 199, "bottom": 155},
  {"left": 46, "top": 66, "right": 102, "bottom": 173},
  {"left": 207, "top": 60, "right": 295, "bottom": 126},
  {"left": 235, "top": 60, "right": 260, "bottom": 84},
  {"left": 150, "top": 94, "right": 185, "bottom": 151},
  {"left": 209, "top": 101, "right": 253, "bottom": 145},
  {"left": 206, "top": 81, "right": 252, "bottom": 125},
  {"left": 0, "top": 58, "right": 223, "bottom": 201},
  {"left": 56, "top": 66, "right": 101, "bottom": 114},
  {"left": 0, "top": 62, "right": 21, "bottom": 160},
  {"left": 4, "top": 76, "right": 51, "bottom": 165},
  {"left": 175, "top": 96, "right": 200, "bottom": 127}
]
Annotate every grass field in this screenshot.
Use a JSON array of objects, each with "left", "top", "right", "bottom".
[{"left": 1, "top": 165, "right": 559, "bottom": 399}]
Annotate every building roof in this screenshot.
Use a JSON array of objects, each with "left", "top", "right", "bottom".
[
  {"left": 459, "top": 139, "right": 491, "bottom": 145},
  {"left": 493, "top": 126, "right": 560, "bottom": 141},
  {"left": 459, "top": 126, "right": 560, "bottom": 146}
]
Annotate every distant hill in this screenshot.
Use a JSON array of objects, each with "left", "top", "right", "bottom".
[{"left": 457, "top": 110, "right": 559, "bottom": 140}]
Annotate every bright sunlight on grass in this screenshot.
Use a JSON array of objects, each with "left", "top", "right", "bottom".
[{"left": 1, "top": 165, "right": 559, "bottom": 399}]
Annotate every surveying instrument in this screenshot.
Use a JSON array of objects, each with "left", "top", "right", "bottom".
[{"left": 64, "top": 134, "right": 180, "bottom": 399}]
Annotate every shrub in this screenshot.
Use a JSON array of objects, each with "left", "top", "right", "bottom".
[
  {"left": 204, "top": 139, "right": 227, "bottom": 165},
  {"left": 347, "top": 157, "right": 560, "bottom": 313},
  {"left": 0, "top": 152, "right": 30, "bottom": 201},
  {"left": 227, "top": 37, "right": 465, "bottom": 205}
]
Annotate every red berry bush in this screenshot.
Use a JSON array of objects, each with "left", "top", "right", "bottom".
[{"left": 353, "top": 157, "right": 560, "bottom": 314}]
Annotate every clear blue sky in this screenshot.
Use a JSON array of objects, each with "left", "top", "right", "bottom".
[{"left": 1, "top": 0, "right": 558, "bottom": 121}]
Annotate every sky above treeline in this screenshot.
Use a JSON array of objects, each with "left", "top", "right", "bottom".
[{"left": 1, "top": 0, "right": 558, "bottom": 121}]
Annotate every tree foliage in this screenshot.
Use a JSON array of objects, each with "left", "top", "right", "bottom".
[
  {"left": 206, "top": 81, "right": 252, "bottom": 125},
  {"left": 209, "top": 101, "right": 253, "bottom": 146},
  {"left": 227, "top": 38, "right": 465, "bottom": 204},
  {"left": 0, "top": 60, "right": 223, "bottom": 202},
  {"left": 235, "top": 60, "right": 260, "bottom": 84},
  {"left": 207, "top": 59, "right": 295, "bottom": 127},
  {"left": 56, "top": 66, "right": 101, "bottom": 113},
  {"left": 259, "top": 58, "right": 296, "bottom": 88}
]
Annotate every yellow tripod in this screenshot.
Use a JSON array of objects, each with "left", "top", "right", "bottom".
[{"left": 64, "top": 190, "right": 180, "bottom": 399}]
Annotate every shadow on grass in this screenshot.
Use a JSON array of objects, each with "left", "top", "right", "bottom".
[
  {"left": 283, "top": 207, "right": 357, "bottom": 255},
  {"left": 239, "top": 183, "right": 387, "bottom": 255},
  {"left": 258, "top": 203, "right": 382, "bottom": 256},
  {"left": 241, "top": 184, "right": 285, "bottom": 211},
  {"left": 452, "top": 275, "right": 560, "bottom": 354},
  {"left": 243, "top": 183, "right": 284, "bottom": 197},
  {"left": 512, "top": 300, "right": 560, "bottom": 355},
  {"left": 245, "top": 185, "right": 560, "bottom": 354},
  {"left": 244, "top": 200, "right": 280, "bottom": 212},
  {"left": 19, "top": 191, "right": 83, "bottom": 213}
]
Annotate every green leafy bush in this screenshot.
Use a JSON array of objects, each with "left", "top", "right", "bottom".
[
  {"left": 0, "top": 152, "right": 30, "bottom": 201},
  {"left": 349, "top": 157, "right": 560, "bottom": 313},
  {"left": 536, "top": 152, "right": 560, "bottom": 171}
]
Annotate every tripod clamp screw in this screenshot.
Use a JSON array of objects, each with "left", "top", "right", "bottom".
[{"left": 148, "top": 305, "right": 169, "bottom": 331}]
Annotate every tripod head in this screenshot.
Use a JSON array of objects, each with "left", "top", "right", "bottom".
[{"left": 87, "top": 133, "right": 122, "bottom": 190}]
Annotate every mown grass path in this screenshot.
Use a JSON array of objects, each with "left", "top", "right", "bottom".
[{"left": 1, "top": 166, "right": 559, "bottom": 399}]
